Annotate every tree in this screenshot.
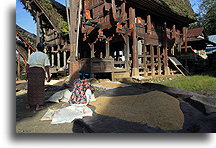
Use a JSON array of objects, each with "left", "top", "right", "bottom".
[{"left": 189, "top": 0, "right": 215, "bottom": 35}]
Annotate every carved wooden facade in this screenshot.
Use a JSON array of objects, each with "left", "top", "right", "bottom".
[
  {"left": 78, "top": 0, "right": 195, "bottom": 79},
  {"left": 19, "top": 0, "right": 195, "bottom": 79}
]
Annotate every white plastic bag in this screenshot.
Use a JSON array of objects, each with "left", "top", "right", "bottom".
[
  {"left": 46, "top": 89, "right": 72, "bottom": 103},
  {"left": 46, "top": 90, "right": 64, "bottom": 103},
  {"left": 40, "top": 108, "right": 57, "bottom": 121},
  {"left": 85, "top": 89, "right": 96, "bottom": 103},
  {"left": 50, "top": 105, "right": 93, "bottom": 124},
  {"left": 60, "top": 89, "right": 72, "bottom": 103}
]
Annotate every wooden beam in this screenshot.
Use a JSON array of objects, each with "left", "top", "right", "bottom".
[
  {"left": 172, "top": 24, "right": 176, "bottom": 38},
  {"left": 106, "top": 40, "right": 110, "bottom": 58},
  {"left": 69, "top": 0, "right": 80, "bottom": 79},
  {"left": 163, "top": 22, "right": 169, "bottom": 75},
  {"left": 17, "top": 51, "right": 21, "bottom": 80},
  {"left": 183, "top": 27, "right": 188, "bottom": 66},
  {"left": 65, "top": 0, "right": 71, "bottom": 42},
  {"left": 125, "top": 34, "right": 130, "bottom": 70},
  {"left": 129, "top": 7, "right": 139, "bottom": 76},
  {"left": 90, "top": 43, "right": 95, "bottom": 58},
  {"left": 143, "top": 42, "right": 147, "bottom": 77},
  {"left": 64, "top": 51, "right": 67, "bottom": 66},
  {"left": 146, "top": 15, "right": 151, "bottom": 45},
  {"left": 69, "top": 0, "right": 79, "bottom": 57},
  {"left": 120, "top": 2, "right": 126, "bottom": 23},
  {"left": 36, "top": 11, "right": 40, "bottom": 45},
  {"left": 157, "top": 46, "right": 162, "bottom": 75},
  {"left": 111, "top": 0, "right": 117, "bottom": 22},
  {"left": 51, "top": 53, "right": 54, "bottom": 66},
  {"left": 57, "top": 52, "right": 60, "bottom": 68},
  {"left": 150, "top": 45, "right": 155, "bottom": 76}
]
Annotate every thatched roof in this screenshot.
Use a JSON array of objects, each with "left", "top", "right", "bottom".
[
  {"left": 16, "top": 24, "right": 36, "bottom": 49},
  {"left": 19, "top": 0, "right": 68, "bottom": 36},
  {"left": 128, "top": 0, "right": 196, "bottom": 24},
  {"left": 37, "top": 0, "right": 68, "bottom": 35},
  {"left": 19, "top": 0, "right": 195, "bottom": 35},
  {"left": 153, "top": 0, "right": 195, "bottom": 20}
]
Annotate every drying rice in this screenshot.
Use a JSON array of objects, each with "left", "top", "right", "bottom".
[
  {"left": 94, "top": 81, "right": 129, "bottom": 89},
  {"left": 90, "top": 91, "right": 184, "bottom": 130}
]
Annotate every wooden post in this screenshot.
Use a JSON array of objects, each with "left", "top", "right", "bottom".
[
  {"left": 125, "top": 35, "right": 130, "bottom": 70},
  {"left": 51, "top": 47, "right": 54, "bottom": 66},
  {"left": 157, "top": 46, "right": 162, "bottom": 75},
  {"left": 100, "top": 52, "right": 103, "bottom": 59},
  {"left": 146, "top": 15, "right": 151, "bottom": 45},
  {"left": 129, "top": 7, "right": 139, "bottom": 76},
  {"left": 57, "top": 52, "right": 60, "bottom": 69},
  {"left": 69, "top": 0, "right": 79, "bottom": 57},
  {"left": 143, "top": 42, "right": 147, "bottom": 77},
  {"left": 172, "top": 24, "right": 176, "bottom": 38},
  {"left": 150, "top": 45, "right": 155, "bottom": 76},
  {"left": 17, "top": 51, "right": 21, "bottom": 80},
  {"left": 36, "top": 11, "right": 41, "bottom": 45},
  {"left": 106, "top": 40, "right": 110, "bottom": 58},
  {"left": 183, "top": 27, "right": 188, "bottom": 67},
  {"left": 90, "top": 43, "right": 95, "bottom": 58},
  {"left": 163, "top": 22, "right": 169, "bottom": 75},
  {"left": 64, "top": 51, "right": 67, "bottom": 66},
  {"left": 69, "top": 0, "right": 80, "bottom": 80}
]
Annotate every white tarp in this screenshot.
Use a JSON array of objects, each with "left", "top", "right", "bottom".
[{"left": 41, "top": 105, "right": 93, "bottom": 124}]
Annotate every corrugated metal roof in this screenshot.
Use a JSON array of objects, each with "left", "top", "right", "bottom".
[
  {"left": 187, "top": 27, "right": 204, "bottom": 37},
  {"left": 208, "top": 35, "right": 216, "bottom": 44}
]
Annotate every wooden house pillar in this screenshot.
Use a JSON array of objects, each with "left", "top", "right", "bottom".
[
  {"left": 57, "top": 52, "right": 60, "bottom": 68},
  {"left": 183, "top": 27, "right": 188, "bottom": 67},
  {"left": 146, "top": 15, "right": 151, "bottom": 45},
  {"left": 163, "top": 22, "right": 169, "bottom": 75},
  {"left": 129, "top": 7, "right": 139, "bottom": 76},
  {"left": 64, "top": 51, "right": 67, "bottom": 67},
  {"left": 51, "top": 47, "right": 54, "bottom": 66},
  {"left": 172, "top": 24, "right": 176, "bottom": 38},
  {"left": 69, "top": 0, "right": 80, "bottom": 80},
  {"left": 36, "top": 11, "right": 41, "bottom": 45},
  {"left": 150, "top": 45, "right": 155, "bottom": 76},
  {"left": 125, "top": 35, "right": 130, "bottom": 70},
  {"left": 90, "top": 43, "right": 95, "bottom": 58},
  {"left": 105, "top": 41, "right": 110, "bottom": 58},
  {"left": 51, "top": 54, "right": 54, "bottom": 66},
  {"left": 157, "top": 46, "right": 162, "bottom": 75},
  {"left": 142, "top": 41, "right": 147, "bottom": 77}
]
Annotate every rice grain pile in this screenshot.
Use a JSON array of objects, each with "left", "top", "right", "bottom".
[
  {"left": 90, "top": 91, "right": 184, "bottom": 130},
  {"left": 95, "top": 81, "right": 129, "bottom": 89}
]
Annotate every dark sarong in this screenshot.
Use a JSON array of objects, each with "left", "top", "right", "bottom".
[{"left": 27, "top": 67, "right": 45, "bottom": 106}]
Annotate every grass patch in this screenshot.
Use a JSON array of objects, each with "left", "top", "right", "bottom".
[{"left": 160, "top": 75, "right": 216, "bottom": 95}]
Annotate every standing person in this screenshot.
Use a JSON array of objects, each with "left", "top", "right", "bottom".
[{"left": 26, "top": 43, "right": 51, "bottom": 111}]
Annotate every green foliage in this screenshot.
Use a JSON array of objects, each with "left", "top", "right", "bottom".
[
  {"left": 154, "top": 0, "right": 196, "bottom": 20},
  {"left": 37, "top": 0, "right": 68, "bottom": 36},
  {"left": 60, "top": 21, "right": 69, "bottom": 36},
  {"left": 160, "top": 75, "right": 216, "bottom": 95},
  {"left": 189, "top": 0, "right": 216, "bottom": 35}
]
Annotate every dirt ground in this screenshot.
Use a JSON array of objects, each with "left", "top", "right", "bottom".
[
  {"left": 16, "top": 88, "right": 74, "bottom": 133},
  {"left": 16, "top": 78, "right": 215, "bottom": 133}
]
